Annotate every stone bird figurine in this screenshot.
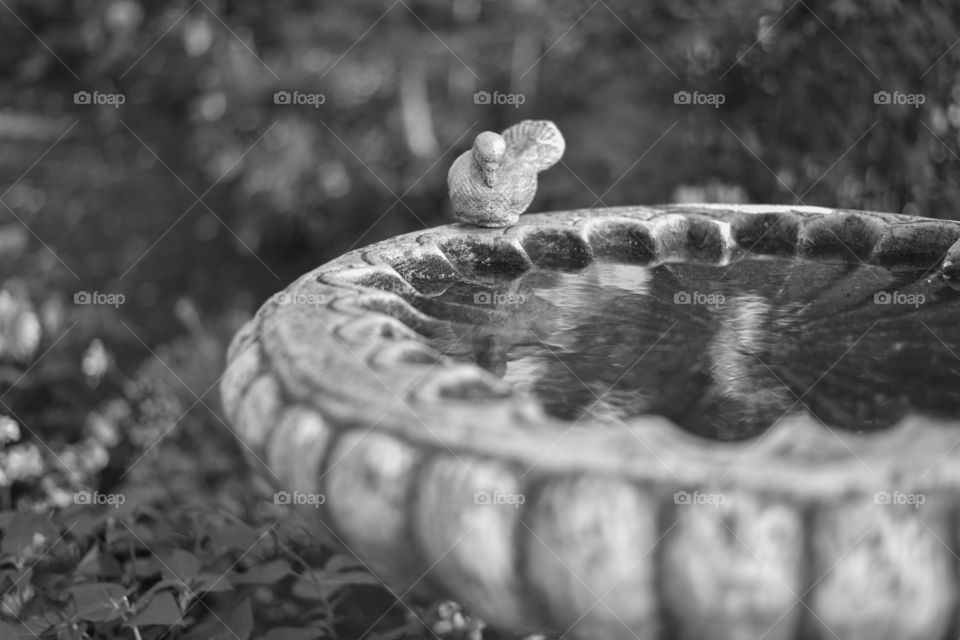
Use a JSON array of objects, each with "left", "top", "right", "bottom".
[{"left": 448, "top": 120, "right": 565, "bottom": 227}]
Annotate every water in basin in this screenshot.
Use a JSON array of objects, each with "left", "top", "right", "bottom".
[{"left": 411, "top": 258, "right": 960, "bottom": 440}]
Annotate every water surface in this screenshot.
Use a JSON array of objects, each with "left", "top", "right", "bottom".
[{"left": 412, "top": 258, "right": 960, "bottom": 440}]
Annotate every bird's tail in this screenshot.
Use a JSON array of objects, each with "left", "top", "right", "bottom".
[{"left": 501, "top": 120, "right": 565, "bottom": 171}]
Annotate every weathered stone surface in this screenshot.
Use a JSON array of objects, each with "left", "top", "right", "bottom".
[
  {"left": 524, "top": 475, "right": 661, "bottom": 640},
  {"left": 448, "top": 121, "right": 564, "bottom": 227},
  {"left": 662, "top": 490, "right": 804, "bottom": 640},
  {"left": 943, "top": 236, "right": 960, "bottom": 288},
  {"left": 221, "top": 205, "right": 960, "bottom": 639},
  {"left": 413, "top": 455, "right": 531, "bottom": 629},
  {"left": 324, "top": 431, "right": 425, "bottom": 589},
  {"left": 810, "top": 497, "right": 957, "bottom": 640}
]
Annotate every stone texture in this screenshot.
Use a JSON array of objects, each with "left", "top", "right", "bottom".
[
  {"left": 661, "top": 490, "right": 804, "bottom": 640},
  {"left": 810, "top": 497, "right": 957, "bottom": 640},
  {"left": 413, "top": 455, "right": 531, "bottom": 630},
  {"left": 524, "top": 475, "right": 661, "bottom": 640},
  {"left": 448, "top": 121, "right": 564, "bottom": 227},
  {"left": 324, "top": 431, "right": 425, "bottom": 589},
  {"left": 221, "top": 205, "right": 960, "bottom": 640}
]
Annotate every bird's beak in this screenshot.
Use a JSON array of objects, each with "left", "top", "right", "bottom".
[{"left": 481, "top": 162, "right": 499, "bottom": 187}]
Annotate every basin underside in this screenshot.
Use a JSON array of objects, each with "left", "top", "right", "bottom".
[{"left": 221, "top": 206, "right": 960, "bottom": 640}]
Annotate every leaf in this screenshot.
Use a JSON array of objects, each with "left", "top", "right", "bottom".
[
  {"left": 76, "top": 545, "right": 123, "bottom": 580},
  {"left": 190, "top": 572, "right": 233, "bottom": 593},
  {"left": 0, "top": 566, "right": 31, "bottom": 591},
  {"left": 365, "top": 622, "right": 420, "bottom": 640},
  {"left": 322, "top": 554, "right": 365, "bottom": 573},
  {"left": 220, "top": 600, "right": 254, "bottom": 640},
  {"left": 206, "top": 522, "right": 261, "bottom": 551},
  {"left": 55, "top": 626, "right": 84, "bottom": 640},
  {"left": 0, "top": 621, "right": 23, "bottom": 640},
  {"left": 124, "top": 592, "right": 182, "bottom": 627},
  {"left": 127, "top": 555, "right": 161, "bottom": 578},
  {"left": 0, "top": 621, "right": 42, "bottom": 640},
  {"left": 229, "top": 559, "right": 293, "bottom": 585},
  {"left": 263, "top": 627, "right": 327, "bottom": 640},
  {"left": 325, "top": 569, "right": 382, "bottom": 587},
  {"left": 112, "top": 487, "right": 167, "bottom": 519},
  {"left": 291, "top": 569, "right": 381, "bottom": 602},
  {"left": 105, "top": 524, "right": 153, "bottom": 554},
  {"left": 1, "top": 515, "right": 59, "bottom": 555},
  {"left": 185, "top": 599, "right": 253, "bottom": 640},
  {"left": 24, "top": 611, "right": 62, "bottom": 635},
  {"left": 162, "top": 549, "right": 201, "bottom": 581},
  {"left": 829, "top": 0, "right": 860, "bottom": 21},
  {"left": 66, "top": 582, "right": 128, "bottom": 622},
  {"left": 55, "top": 505, "right": 107, "bottom": 539},
  {"left": 291, "top": 574, "right": 330, "bottom": 601}
]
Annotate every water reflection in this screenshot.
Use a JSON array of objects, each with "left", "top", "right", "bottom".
[{"left": 412, "top": 259, "right": 960, "bottom": 440}]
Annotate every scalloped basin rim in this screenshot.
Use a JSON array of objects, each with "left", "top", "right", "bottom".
[{"left": 226, "top": 205, "right": 960, "bottom": 499}]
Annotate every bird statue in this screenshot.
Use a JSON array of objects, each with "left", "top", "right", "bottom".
[{"left": 448, "top": 120, "right": 565, "bottom": 227}]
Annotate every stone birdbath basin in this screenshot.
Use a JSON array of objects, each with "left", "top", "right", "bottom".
[
  {"left": 221, "top": 204, "right": 960, "bottom": 640},
  {"left": 221, "top": 123, "right": 960, "bottom": 640}
]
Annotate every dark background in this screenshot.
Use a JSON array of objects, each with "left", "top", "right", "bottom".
[
  {"left": 0, "top": 1, "right": 958, "bottom": 637},
  {"left": 4, "top": 1, "right": 959, "bottom": 345}
]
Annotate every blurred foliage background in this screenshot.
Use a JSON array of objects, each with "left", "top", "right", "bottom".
[
  {"left": 3, "top": 0, "right": 960, "bottom": 338},
  {"left": 0, "top": 0, "right": 959, "bottom": 636}
]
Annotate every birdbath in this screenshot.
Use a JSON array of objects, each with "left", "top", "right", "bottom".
[{"left": 221, "top": 127, "right": 960, "bottom": 640}]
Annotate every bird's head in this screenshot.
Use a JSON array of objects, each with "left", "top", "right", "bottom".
[{"left": 472, "top": 131, "right": 506, "bottom": 187}]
